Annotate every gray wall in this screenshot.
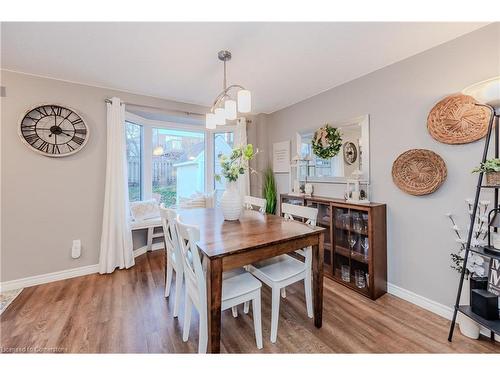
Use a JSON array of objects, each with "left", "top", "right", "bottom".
[
  {"left": 2, "top": 24, "right": 499, "bottom": 311},
  {"left": 0, "top": 70, "right": 207, "bottom": 281},
  {"left": 261, "top": 23, "right": 500, "bottom": 307}
]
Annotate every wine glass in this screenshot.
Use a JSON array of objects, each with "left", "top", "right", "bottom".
[
  {"left": 353, "top": 216, "right": 362, "bottom": 232},
  {"left": 348, "top": 236, "right": 357, "bottom": 255},
  {"left": 362, "top": 213, "right": 369, "bottom": 233},
  {"left": 361, "top": 237, "right": 369, "bottom": 259},
  {"left": 344, "top": 214, "right": 350, "bottom": 230}
]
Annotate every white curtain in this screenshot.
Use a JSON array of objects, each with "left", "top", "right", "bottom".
[
  {"left": 99, "top": 97, "right": 135, "bottom": 274},
  {"left": 235, "top": 117, "right": 250, "bottom": 198}
]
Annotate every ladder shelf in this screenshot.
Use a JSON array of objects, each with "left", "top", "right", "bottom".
[{"left": 448, "top": 103, "right": 499, "bottom": 342}]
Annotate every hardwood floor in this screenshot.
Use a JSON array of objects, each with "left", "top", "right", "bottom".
[{"left": 1, "top": 250, "right": 498, "bottom": 353}]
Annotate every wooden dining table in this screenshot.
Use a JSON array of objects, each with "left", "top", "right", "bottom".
[{"left": 178, "top": 207, "right": 325, "bottom": 353}]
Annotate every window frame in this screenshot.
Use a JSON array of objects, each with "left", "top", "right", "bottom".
[
  {"left": 125, "top": 111, "right": 236, "bottom": 203},
  {"left": 125, "top": 120, "right": 144, "bottom": 202}
]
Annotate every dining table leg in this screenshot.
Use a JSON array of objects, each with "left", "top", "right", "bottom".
[
  {"left": 312, "top": 232, "right": 324, "bottom": 328},
  {"left": 206, "top": 257, "right": 223, "bottom": 353}
]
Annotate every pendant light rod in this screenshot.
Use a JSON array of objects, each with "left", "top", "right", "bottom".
[
  {"left": 219, "top": 50, "right": 231, "bottom": 93},
  {"left": 210, "top": 84, "right": 247, "bottom": 111},
  {"left": 223, "top": 59, "right": 227, "bottom": 91},
  {"left": 206, "top": 50, "right": 252, "bottom": 129}
]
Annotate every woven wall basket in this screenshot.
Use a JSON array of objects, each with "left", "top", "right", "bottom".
[
  {"left": 427, "top": 94, "right": 491, "bottom": 144},
  {"left": 392, "top": 149, "right": 447, "bottom": 196}
]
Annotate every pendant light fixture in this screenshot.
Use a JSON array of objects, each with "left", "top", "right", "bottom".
[{"left": 206, "top": 50, "right": 251, "bottom": 129}]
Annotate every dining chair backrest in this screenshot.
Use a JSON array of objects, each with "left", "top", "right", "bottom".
[
  {"left": 281, "top": 203, "right": 318, "bottom": 265},
  {"left": 281, "top": 203, "right": 318, "bottom": 226},
  {"left": 243, "top": 195, "right": 267, "bottom": 214},
  {"left": 152, "top": 193, "right": 161, "bottom": 204},
  {"left": 159, "top": 204, "right": 182, "bottom": 267},
  {"left": 176, "top": 216, "right": 206, "bottom": 306}
]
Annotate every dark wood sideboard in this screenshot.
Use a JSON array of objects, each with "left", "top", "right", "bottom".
[{"left": 280, "top": 193, "right": 387, "bottom": 300}]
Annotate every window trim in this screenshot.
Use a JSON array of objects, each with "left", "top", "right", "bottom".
[
  {"left": 125, "top": 111, "right": 236, "bottom": 202},
  {"left": 125, "top": 120, "right": 144, "bottom": 202}
]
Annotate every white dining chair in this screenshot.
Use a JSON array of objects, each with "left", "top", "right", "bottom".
[
  {"left": 243, "top": 195, "right": 267, "bottom": 214},
  {"left": 240, "top": 195, "right": 267, "bottom": 315},
  {"left": 246, "top": 202, "right": 318, "bottom": 343},
  {"left": 160, "top": 205, "right": 184, "bottom": 318},
  {"left": 176, "top": 216, "right": 263, "bottom": 353}
]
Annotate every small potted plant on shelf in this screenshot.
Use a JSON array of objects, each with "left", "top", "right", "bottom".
[{"left": 472, "top": 158, "right": 500, "bottom": 186}]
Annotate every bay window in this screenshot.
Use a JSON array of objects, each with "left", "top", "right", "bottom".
[
  {"left": 213, "top": 131, "right": 235, "bottom": 204},
  {"left": 125, "top": 112, "right": 235, "bottom": 207},
  {"left": 125, "top": 121, "right": 143, "bottom": 202},
  {"left": 152, "top": 127, "right": 205, "bottom": 206}
]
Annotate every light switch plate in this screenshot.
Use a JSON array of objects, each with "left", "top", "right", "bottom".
[{"left": 72, "top": 239, "right": 81, "bottom": 259}]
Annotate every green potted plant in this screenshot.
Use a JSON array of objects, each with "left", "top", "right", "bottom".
[
  {"left": 472, "top": 158, "right": 500, "bottom": 186},
  {"left": 262, "top": 167, "right": 277, "bottom": 214}
]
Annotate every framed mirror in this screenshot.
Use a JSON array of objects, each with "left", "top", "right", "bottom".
[{"left": 295, "top": 115, "right": 370, "bottom": 184}]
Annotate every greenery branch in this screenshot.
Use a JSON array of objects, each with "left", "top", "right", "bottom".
[
  {"left": 215, "top": 144, "right": 256, "bottom": 183},
  {"left": 472, "top": 158, "right": 500, "bottom": 174}
]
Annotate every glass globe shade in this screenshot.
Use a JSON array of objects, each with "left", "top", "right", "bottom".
[{"left": 237, "top": 90, "right": 251, "bottom": 113}]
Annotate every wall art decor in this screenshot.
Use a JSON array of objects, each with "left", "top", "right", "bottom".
[
  {"left": 343, "top": 141, "right": 358, "bottom": 165},
  {"left": 488, "top": 258, "right": 500, "bottom": 298},
  {"left": 296, "top": 115, "right": 370, "bottom": 184},
  {"left": 392, "top": 149, "right": 447, "bottom": 196},
  {"left": 19, "top": 104, "right": 89, "bottom": 157},
  {"left": 272, "top": 140, "right": 290, "bottom": 173},
  {"left": 311, "top": 124, "right": 342, "bottom": 159},
  {"left": 427, "top": 94, "right": 491, "bottom": 145}
]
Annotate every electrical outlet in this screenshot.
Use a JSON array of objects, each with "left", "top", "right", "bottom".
[{"left": 72, "top": 239, "right": 81, "bottom": 259}]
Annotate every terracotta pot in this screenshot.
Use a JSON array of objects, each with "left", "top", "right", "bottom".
[{"left": 485, "top": 171, "right": 500, "bottom": 186}]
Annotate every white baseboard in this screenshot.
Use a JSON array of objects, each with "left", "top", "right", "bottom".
[
  {"left": 387, "top": 282, "right": 453, "bottom": 320},
  {"left": 0, "top": 244, "right": 165, "bottom": 293},
  {"left": 0, "top": 263, "right": 99, "bottom": 292},
  {"left": 133, "top": 242, "right": 164, "bottom": 258},
  {"left": 1, "top": 253, "right": 496, "bottom": 342},
  {"left": 388, "top": 282, "right": 499, "bottom": 341}
]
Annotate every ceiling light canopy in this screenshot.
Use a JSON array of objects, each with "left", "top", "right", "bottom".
[
  {"left": 206, "top": 50, "right": 251, "bottom": 129},
  {"left": 462, "top": 76, "right": 500, "bottom": 109}
]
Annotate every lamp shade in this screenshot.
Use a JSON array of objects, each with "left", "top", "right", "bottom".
[
  {"left": 237, "top": 89, "right": 251, "bottom": 113},
  {"left": 206, "top": 113, "right": 216, "bottom": 129},
  {"left": 224, "top": 99, "right": 237, "bottom": 120},
  {"left": 214, "top": 108, "right": 226, "bottom": 125},
  {"left": 153, "top": 146, "right": 164, "bottom": 156},
  {"left": 462, "top": 76, "right": 500, "bottom": 109}
]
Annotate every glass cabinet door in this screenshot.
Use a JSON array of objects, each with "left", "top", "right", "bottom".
[{"left": 333, "top": 207, "right": 370, "bottom": 293}]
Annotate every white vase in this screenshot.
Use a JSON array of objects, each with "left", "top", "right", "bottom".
[
  {"left": 220, "top": 181, "right": 242, "bottom": 221},
  {"left": 305, "top": 183, "right": 313, "bottom": 196},
  {"left": 457, "top": 278, "right": 481, "bottom": 339}
]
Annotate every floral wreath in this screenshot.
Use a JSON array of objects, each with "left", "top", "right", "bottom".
[{"left": 312, "top": 124, "right": 342, "bottom": 159}]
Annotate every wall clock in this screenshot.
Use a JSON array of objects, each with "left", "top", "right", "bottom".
[
  {"left": 343, "top": 141, "right": 357, "bottom": 165},
  {"left": 19, "top": 104, "right": 89, "bottom": 157}
]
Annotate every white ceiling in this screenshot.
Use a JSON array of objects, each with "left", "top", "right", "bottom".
[{"left": 1, "top": 22, "right": 488, "bottom": 114}]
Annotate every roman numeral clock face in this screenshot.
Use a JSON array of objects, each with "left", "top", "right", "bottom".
[{"left": 19, "top": 105, "right": 89, "bottom": 157}]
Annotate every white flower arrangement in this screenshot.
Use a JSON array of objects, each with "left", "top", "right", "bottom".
[{"left": 446, "top": 199, "right": 488, "bottom": 278}]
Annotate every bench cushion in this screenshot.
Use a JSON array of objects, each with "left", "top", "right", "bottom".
[
  {"left": 130, "top": 216, "right": 162, "bottom": 230},
  {"left": 130, "top": 199, "right": 160, "bottom": 221}
]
